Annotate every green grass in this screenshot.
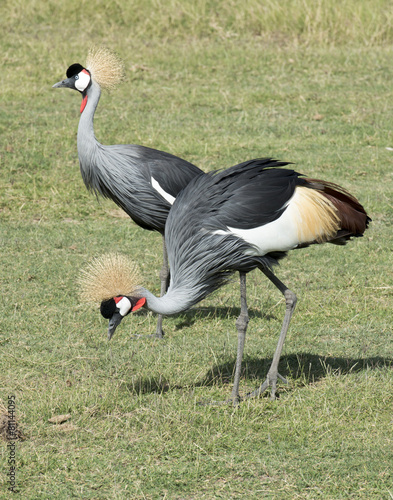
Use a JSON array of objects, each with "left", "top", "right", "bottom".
[{"left": 1, "top": 1, "right": 393, "bottom": 498}]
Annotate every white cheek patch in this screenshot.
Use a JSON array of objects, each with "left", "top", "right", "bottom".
[
  {"left": 75, "top": 70, "right": 91, "bottom": 92},
  {"left": 116, "top": 296, "right": 132, "bottom": 317},
  {"left": 151, "top": 177, "right": 175, "bottom": 205}
]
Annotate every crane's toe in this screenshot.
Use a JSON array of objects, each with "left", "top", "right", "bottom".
[{"left": 246, "top": 371, "right": 288, "bottom": 401}]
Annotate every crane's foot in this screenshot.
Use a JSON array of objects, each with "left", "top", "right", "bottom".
[
  {"left": 197, "top": 373, "right": 287, "bottom": 406},
  {"left": 245, "top": 372, "right": 287, "bottom": 401}
]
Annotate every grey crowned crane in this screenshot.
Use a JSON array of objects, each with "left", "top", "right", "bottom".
[
  {"left": 79, "top": 158, "right": 370, "bottom": 403},
  {"left": 52, "top": 47, "right": 203, "bottom": 337}
]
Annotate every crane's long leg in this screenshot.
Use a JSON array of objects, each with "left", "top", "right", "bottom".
[
  {"left": 197, "top": 272, "right": 249, "bottom": 407},
  {"left": 155, "top": 235, "right": 169, "bottom": 338},
  {"left": 230, "top": 272, "right": 249, "bottom": 405},
  {"left": 246, "top": 267, "right": 297, "bottom": 400}
]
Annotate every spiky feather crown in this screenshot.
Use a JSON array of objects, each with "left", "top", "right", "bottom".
[
  {"left": 77, "top": 253, "right": 141, "bottom": 304},
  {"left": 85, "top": 46, "right": 125, "bottom": 90}
]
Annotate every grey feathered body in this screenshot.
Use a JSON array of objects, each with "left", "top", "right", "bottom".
[
  {"left": 141, "top": 158, "right": 369, "bottom": 316},
  {"left": 157, "top": 159, "right": 289, "bottom": 313},
  {"left": 77, "top": 81, "right": 202, "bottom": 233}
]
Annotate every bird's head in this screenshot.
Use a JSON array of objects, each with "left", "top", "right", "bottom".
[
  {"left": 52, "top": 46, "right": 124, "bottom": 112},
  {"left": 101, "top": 295, "right": 146, "bottom": 340},
  {"left": 52, "top": 64, "right": 91, "bottom": 112},
  {"left": 78, "top": 253, "right": 144, "bottom": 340}
]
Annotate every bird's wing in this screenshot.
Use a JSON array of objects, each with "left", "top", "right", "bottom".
[
  {"left": 165, "top": 159, "right": 295, "bottom": 302},
  {"left": 172, "top": 158, "right": 297, "bottom": 232},
  {"left": 132, "top": 145, "right": 203, "bottom": 199},
  {"left": 170, "top": 157, "right": 369, "bottom": 256},
  {"left": 164, "top": 158, "right": 370, "bottom": 305},
  {"left": 94, "top": 144, "right": 202, "bottom": 232}
]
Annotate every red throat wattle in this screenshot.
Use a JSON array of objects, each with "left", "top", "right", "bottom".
[
  {"left": 113, "top": 296, "right": 146, "bottom": 312},
  {"left": 133, "top": 297, "right": 146, "bottom": 311},
  {"left": 80, "top": 95, "right": 88, "bottom": 113}
]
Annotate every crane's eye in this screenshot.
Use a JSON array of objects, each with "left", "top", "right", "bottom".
[{"left": 75, "top": 75, "right": 79, "bottom": 80}]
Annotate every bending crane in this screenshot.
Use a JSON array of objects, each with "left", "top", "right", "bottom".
[{"left": 79, "top": 158, "right": 370, "bottom": 402}]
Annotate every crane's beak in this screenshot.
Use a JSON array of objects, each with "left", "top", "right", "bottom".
[
  {"left": 52, "top": 78, "right": 74, "bottom": 89},
  {"left": 107, "top": 312, "right": 124, "bottom": 340}
]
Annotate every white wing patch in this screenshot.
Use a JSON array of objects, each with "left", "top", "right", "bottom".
[
  {"left": 151, "top": 177, "right": 175, "bottom": 205},
  {"left": 221, "top": 211, "right": 300, "bottom": 256},
  {"left": 212, "top": 187, "right": 339, "bottom": 256}
]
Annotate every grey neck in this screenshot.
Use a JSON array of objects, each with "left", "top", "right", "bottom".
[
  {"left": 138, "top": 286, "right": 196, "bottom": 316},
  {"left": 76, "top": 81, "right": 103, "bottom": 189},
  {"left": 77, "top": 81, "right": 101, "bottom": 156}
]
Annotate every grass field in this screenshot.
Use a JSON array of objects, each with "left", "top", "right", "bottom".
[{"left": 1, "top": 0, "right": 393, "bottom": 498}]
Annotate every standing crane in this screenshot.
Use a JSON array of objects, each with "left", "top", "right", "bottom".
[
  {"left": 52, "top": 47, "right": 203, "bottom": 337},
  {"left": 79, "top": 158, "right": 370, "bottom": 403}
]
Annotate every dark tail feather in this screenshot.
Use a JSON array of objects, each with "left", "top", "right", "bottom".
[{"left": 304, "top": 178, "right": 371, "bottom": 244}]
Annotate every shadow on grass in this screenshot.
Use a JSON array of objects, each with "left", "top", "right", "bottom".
[
  {"left": 175, "top": 306, "right": 278, "bottom": 330},
  {"left": 123, "top": 353, "right": 393, "bottom": 396},
  {"left": 201, "top": 352, "right": 393, "bottom": 388},
  {"left": 134, "top": 305, "right": 278, "bottom": 331}
]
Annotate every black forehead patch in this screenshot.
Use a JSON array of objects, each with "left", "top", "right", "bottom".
[
  {"left": 100, "top": 298, "right": 117, "bottom": 319},
  {"left": 66, "top": 63, "right": 85, "bottom": 78}
]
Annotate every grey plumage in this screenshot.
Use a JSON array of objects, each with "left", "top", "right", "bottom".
[{"left": 165, "top": 159, "right": 293, "bottom": 298}]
